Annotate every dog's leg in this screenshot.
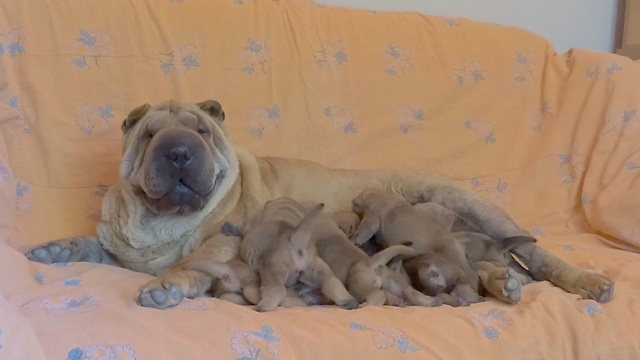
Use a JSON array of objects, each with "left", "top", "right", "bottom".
[
  {"left": 255, "top": 265, "right": 289, "bottom": 312},
  {"left": 474, "top": 261, "right": 522, "bottom": 304},
  {"left": 435, "top": 293, "right": 469, "bottom": 307},
  {"left": 451, "top": 282, "right": 484, "bottom": 304},
  {"left": 26, "top": 236, "right": 121, "bottom": 266},
  {"left": 218, "top": 292, "right": 251, "bottom": 305},
  {"left": 395, "top": 173, "right": 615, "bottom": 302},
  {"left": 301, "top": 257, "right": 358, "bottom": 309},
  {"left": 350, "top": 213, "right": 380, "bottom": 245},
  {"left": 511, "top": 242, "right": 614, "bottom": 302},
  {"left": 402, "top": 286, "right": 442, "bottom": 307},
  {"left": 137, "top": 233, "right": 238, "bottom": 309},
  {"left": 242, "top": 281, "right": 262, "bottom": 305}
]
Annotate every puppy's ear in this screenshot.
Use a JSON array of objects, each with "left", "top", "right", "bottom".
[
  {"left": 121, "top": 103, "right": 151, "bottom": 133},
  {"left": 197, "top": 100, "right": 225, "bottom": 122},
  {"left": 499, "top": 236, "right": 537, "bottom": 251}
]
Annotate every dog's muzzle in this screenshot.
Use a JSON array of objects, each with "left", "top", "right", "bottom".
[{"left": 138, "top": 128, "right": 221, "bottom": 215}]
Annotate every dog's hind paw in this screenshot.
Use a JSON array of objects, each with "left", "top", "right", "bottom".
[
  {"left": 481, "top": 267, "right": 522, "bottom": 304},
  {"left": 137, "top": 282, "right": 184, "bottom": 309}
]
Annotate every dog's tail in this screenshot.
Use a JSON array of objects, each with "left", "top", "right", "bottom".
[{"left": 366, "top": 244, "right": 416, "bottom": 269}]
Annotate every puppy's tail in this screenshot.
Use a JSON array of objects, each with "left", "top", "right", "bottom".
[{"left": 366, "top": 245, "right": 416, "bottom": 270}]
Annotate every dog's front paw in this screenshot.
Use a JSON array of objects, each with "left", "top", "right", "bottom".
[
  {"left": 27, "top": 242, "right": 75, "bottom": 264},
  {"left": 137, "top": 281, "right": 184, "bottom": 309}
]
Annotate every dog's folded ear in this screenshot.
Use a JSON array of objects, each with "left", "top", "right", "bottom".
[
  {"left": 121, "top": 103, "right": 151, "bottom": 133},
  {"left": 197, "top": 100, "right": 225, "bottom": 122}
]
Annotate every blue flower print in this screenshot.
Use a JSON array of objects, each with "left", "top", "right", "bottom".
[
  {"left": 240, "top": 38, "right": 273, "bottom": 74},
  {"left": 230, "top": 325, "right": 281, "bottom": 359},
  {"left": 324, "top": 105, "right": 358, "bottom": 134},
  {"left": 464, "top": 119, "right": 496, "bottom": 143},
  {"left": 349, "top": 322, "right": 420, "bottom": 353},
  {"left": 586, "top": 60, "right": 623, "bottom": 78},
  {"left": 0, "top": 163, "right": 10, "bottom": 183},
  {"left": 86, "top": 184, "right": 110, "bottom": 221},
  {"left": 77, "top": 104, "right": 114, "bottom": 136},
  {"left": 39, "top": 295, "right": 100, "bottom": 315},
  {"left": 67, "top": 344, "right": 136, "bottom": 360},
  {"left": 8, "top": 96, "right": 30, "bottom": 134},
  {"left": 555, "top": 145, "right": 584, "bottom": 184},
  {"left": 159, "top": 43, "right": 201, "bottom": 75},
  {"left": 1, "top": 28, "right": 26, "bottom": 57},
  {"left": 580, "top": 302, "right": 603, "bottom": 318},
  {"left": 514, "top": 51, "right": 536, "bottom": 83},
  {"left": 396, "top": 107, "right": 425, "bottom": 133},
  {"left": 249, "top": 105, "right": 281, "bottom": 138},
  {"left": 454, "top": 59, "right": 485, "bottom": 88},
  {"left": 70, "top": 29, "right": 111, "bottom": 68},
  {"left": 16, "top": 179, "right": 31, "bottom": 212},
  {"left": 603, "top": 108, "right": 637, "bottom": 136},
  {"left": 315, "top": 40, "right": 348, "bottom": 69},
  {"left": 382, "top": 44, "right": 412, "bottom": 78},
  {"left": 468, "top": 309, "right": 513, "bottom": 339}
]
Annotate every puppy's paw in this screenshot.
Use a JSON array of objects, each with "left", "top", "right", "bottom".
[
  {"left": 484, "top": 267, "right": 522, "bottom": 304},
  {"left": 337, "top": 297, "right": 359, "bottom": 310},
  {"left": 27, "top": 242, "right": 74, "bottom": 264},
  {"left": 137, "top": 281, "right": 184, "bottom": 309}
]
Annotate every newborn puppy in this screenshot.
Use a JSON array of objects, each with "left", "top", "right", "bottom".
[
  {"left": 231, "top": 198, "right": 358, "bottom": 312},
  {"left": 312, "top": 210, "right": 439, "bottom": 307},
  {"left": 351, "top": 189, "right": 483, "bottom": 305},
  {"left": 184, "top": 258, "right": 261, "bottom": 305}
]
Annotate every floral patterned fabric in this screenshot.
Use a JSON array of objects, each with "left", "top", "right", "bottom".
[{"left": 1, "top": 0, "right": 640, "bottom": 358}]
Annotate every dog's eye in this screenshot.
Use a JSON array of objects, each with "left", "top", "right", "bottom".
[
  {"left": 297, "top": 249, "right": 304, "bottom": 257},
  {"left": 197, "top": 128, "right": 210, "bottom": 135}
]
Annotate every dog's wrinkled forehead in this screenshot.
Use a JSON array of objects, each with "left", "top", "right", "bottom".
[{"left": 121, "top": 99, "right": 225, "bottom": 138}]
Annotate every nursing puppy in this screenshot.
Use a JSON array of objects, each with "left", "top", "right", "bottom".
[
  {"left": 184, "top": 258, "right": 261, "bottom": 305},
  {"left": 230, "top": 198, "right": 357, "bottom": 311},
  {"left": 26, "top": 100, "right": 614, "bottom": 309},
  {"left": 404, "top": 202, "right": 535, "bottom": 304},
  {"left": 312, "top": 211, "right": 438, "bottom": 307},
  {"left": 351, "top": 189, "right": 484, "bottom": 305}
]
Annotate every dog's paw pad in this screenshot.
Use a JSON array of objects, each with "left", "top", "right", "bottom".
[
  {"left": 26, "top": 242, "right": 75, "bottom": 264},
  {"left": 576, "top": 273, "right": 615, "bottom": 303},
  {"left": 137, "top": 284, "right": 184, "bottom": 309}
]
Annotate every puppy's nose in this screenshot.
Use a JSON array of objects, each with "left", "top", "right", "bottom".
[{"left": 168, "top": 145, "right": 192, "bottom": 167}]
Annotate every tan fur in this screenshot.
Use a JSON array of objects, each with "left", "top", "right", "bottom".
[
  {"left": 311, "top": 211, "right": 430, "bottom": 307},
  {"left": 230, "top": 198, "right": 357, "bottom": 311},
  {"left": 351, "top": 189, "right": 484, "bottom": 305},
  {"left": 28, "top": 100, "right": 614, "bottom": 308}
]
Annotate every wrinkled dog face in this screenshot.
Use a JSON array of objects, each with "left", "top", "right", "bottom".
[{"left": 119, "top": 100, "right": 233, "bottom": 215}]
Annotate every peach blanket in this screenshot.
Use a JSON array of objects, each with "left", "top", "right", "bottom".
[{"left": 1, "top": 0, "right": 640, "bottom": 359}]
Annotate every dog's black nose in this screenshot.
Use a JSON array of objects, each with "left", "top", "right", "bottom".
[{"left": 168, "top": 145, "right": 192, "bottom": 167}]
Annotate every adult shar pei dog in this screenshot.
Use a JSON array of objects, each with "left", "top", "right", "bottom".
[{"left": 27, "top": 99, "right": 614, "bottom": 309}]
